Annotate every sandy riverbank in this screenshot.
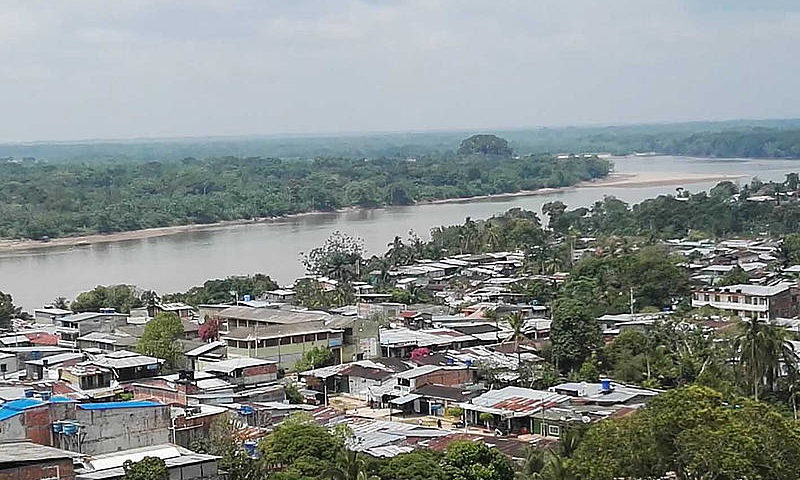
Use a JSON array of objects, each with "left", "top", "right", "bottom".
[{"left": 0, "top": 171, "right": 747, "bottom": 253}]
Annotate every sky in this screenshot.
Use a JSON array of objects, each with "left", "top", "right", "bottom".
[{"left": 1, "top": 0, "right": 799, "bottom": 142}]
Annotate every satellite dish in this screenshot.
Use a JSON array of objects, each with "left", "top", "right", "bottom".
[{"left": 581, "top": 416, "right": 591, "bottom": 424}]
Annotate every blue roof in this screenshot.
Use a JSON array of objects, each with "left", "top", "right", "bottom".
[
  {"left": 77, "top": 401, "right": 162, "bottom": 410},
  {"left": 0, "top": 398, "right": 45, "bottom": 422},
  {"left": 49, "top": 396, "right": 75, "bottom": 403}
]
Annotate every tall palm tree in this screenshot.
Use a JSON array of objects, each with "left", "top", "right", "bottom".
[
  {"left": 506, "top": 311, "right": 526, "bottom": 367},
  {"left": 734, "top": 320, "right": 797, "bottom": 400}
]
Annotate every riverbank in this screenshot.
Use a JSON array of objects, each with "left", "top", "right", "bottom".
[{"left": 0, "top": 171, "right": 747, "bottom": 253}]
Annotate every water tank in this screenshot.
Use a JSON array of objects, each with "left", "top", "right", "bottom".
[
  {"left": 600, "top": 379, "right": 612, "bottom": 392},
  {"left": 244, "top": 295, "right": 252, "bottom": 302},
  {"left": 40, "top": 391, "right": 51, "bottom": 401},
  {"left": 24, "top": 390, "right": 34, "bottom": 398},
  {"left": 240, "top": 405, "right": 254, "bottom": 415},
  {"left": 243, "top": 441, "right": 257, "bottom": 456},
  {"left": 62, "top": 423, "right": 79, "bottom": 435}
]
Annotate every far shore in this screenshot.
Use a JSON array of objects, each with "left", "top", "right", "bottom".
[{"left": 0, "top": 171, "right": 748, "bottom": 254}]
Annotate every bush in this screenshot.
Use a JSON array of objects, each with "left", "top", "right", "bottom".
[{"left": 445, "top": 407, "right": 464, "bottom": 418}]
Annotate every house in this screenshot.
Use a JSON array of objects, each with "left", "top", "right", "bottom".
[
  {"left": 357, "top": 301, "right": 406, "bottom": 320},
  {"left": 202, "top": 357, "right": 278, "bottom": 387},
  {"left": 691, "top": 283, "right": 798, "bottom": 320},
  {"left": 550, "top": 381, "right": 659, "bottom": 406},
  {"left": 55, "top": 312, "right": 128, "bottom": 348},
  {"left": 379, "top": 327, "right": 480, "bottom": 358},
  {"left": 403, "top": 383, "right": 480, "bottom": 416},
  {"left": 0, "top": 441, "right": 79, "bottom": 480},
  {"left": 76, "top": 332, "right": 138, "bottom": 352},
  {"left": 75, "top": 444, "right": 220, "bottom": 480},
  {"left": 60, "top": 364, "right": 115, "bottom": 391},
  {"left": 152, "top": 303, "right": 196, "bottom": 319},
  {"left": 264, "top": 289, "right": 296, "bottom": 303},
  {"left": 392, "top": 365, "right": 471, "bottom": 395},
  {"left": 326, "top": 315, "right": 381, "bottom": 362},
  {"left": 184, "top": 341, "right": 227, "bottom": 371},
  {"left": 459, "top": 386, "right": 571, "bottom": 437},
  {"left": 89, "top": 350, "right": 164, "bottom": 383},
  {"left": 33, "top": 307, "right": 72, "bottom": 325},
  {"left": 26, "top": 352, "right": 85, "bottom": 380}
]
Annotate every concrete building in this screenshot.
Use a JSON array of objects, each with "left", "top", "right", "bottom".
[
  {"left": 33, "top": 307, "right": 72, "bottom": 325},
  {"left": 55, "top": 312, "right": 128, "bottom": 348},
  {"left": 691, "top": 283, "right": 798, "bottom": 320},
  {"left": 221, "top": 320, "right": 343, "bottom": 370},
  {"left": 0, "top": 441, "right": 78, "bottom": 480}
]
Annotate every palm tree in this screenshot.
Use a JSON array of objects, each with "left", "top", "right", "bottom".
[
  {"left": 326, "top": 449, "right": 378, "bottom": 480},
  {"left": 505, "top": 311, "right": 526, "bottom": 367},
  {"left": 734, "top": 320, "right": 798, "bottom": 400}
]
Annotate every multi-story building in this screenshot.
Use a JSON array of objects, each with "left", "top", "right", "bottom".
[{"left": 691, "top": 283, "right": 798, "bottom": 320}]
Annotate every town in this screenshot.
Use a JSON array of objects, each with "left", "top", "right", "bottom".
[{"left": 3, "top": 175, "right": 800, "bottom": 479}]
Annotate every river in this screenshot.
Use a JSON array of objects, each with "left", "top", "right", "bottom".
[{"left": 1, "top": 155, "right": 799, "bottom": 312}]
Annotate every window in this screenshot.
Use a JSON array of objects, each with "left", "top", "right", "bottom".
[
  {"left": 292, "top": 335, "right": 304, "bottom": 344},
  {"left": 304, "top": 334, "right": 316, "bottom": 342},
  {"left": 744, "top": 297, "right": 751, "bottom": 304},
  {"left": 316, "top": 333, "right": 328, "bottom": 341},
  {"left": 714, "top": 295, "right": 720, "bottom": 302},
  {"left": 548, "top": 425, "right": 560, "bottom": 436},
  {"left": 280, "top": 337, "right": 291, "bottom": 345},
  {"left": 704, "top": 294, "right": 710, "bottom": 301},
  {"left": 266, "top": 339, "right": 279, "bottom": 347},
  {"left": 730, "top": 296, "right": 738, "bottom": 303}
]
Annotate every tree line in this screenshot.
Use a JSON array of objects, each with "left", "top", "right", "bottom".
[{"left": 0, "top": 135, "right": 609, "bottom": 240}]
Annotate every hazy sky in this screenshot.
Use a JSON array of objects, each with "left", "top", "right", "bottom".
[{"left": 1, "top": 0, "right": 799, "bottom": 142}]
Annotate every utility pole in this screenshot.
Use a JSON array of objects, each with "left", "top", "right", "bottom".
[{"left": 630, "top": 287, "right": 635, "bottom": 315}]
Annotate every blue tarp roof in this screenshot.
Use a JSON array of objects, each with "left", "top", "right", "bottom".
[
  {"left": 77, "top": 401, "right": 162, "bottom": 410},
  {"left": 0, "top": 398, "right": 45, "bottom": 421}
]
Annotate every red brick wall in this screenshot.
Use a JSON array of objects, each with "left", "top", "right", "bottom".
[
  {"left": 415, "top": 369, "right": 471, "bottom": 388},
  {"left": 22, "top": 406, "right": 53, "bottom": 446},
  {"left": 243, "top": 364, "right": 278, "bottom": 376},
  {"left": 0, "top": 459, "right": 74, "bottom": 480}
]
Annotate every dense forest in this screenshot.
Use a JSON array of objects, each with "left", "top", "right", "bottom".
[
  {"left": 0, "top": 135, "right": 609, "bottom": 239},
  {"left": 2, "top": 119, "right": 800, "bottom": 163}
]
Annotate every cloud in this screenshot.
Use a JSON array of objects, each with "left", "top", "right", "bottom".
[{"left": 0, "top": 0, "right": 798, "bottom": 141}]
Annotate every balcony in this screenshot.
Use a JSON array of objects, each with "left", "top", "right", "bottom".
[{"left": 691, "top": 299, "right": 767, "bottom": 312}]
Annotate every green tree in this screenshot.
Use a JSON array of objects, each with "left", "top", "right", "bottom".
[
  {"left": 122, "top": 457, "right": 168, "bottom": 480},
  {"left": 734, "top": 320, "right": 797, "bottom": 400},
  {"left": 572, "top": 385, "right": 800, "bottom": 480},
  {"left": 457, "top": 135, "right": 513, "bottom": 156},
  {"left": 505, "top": 311, "right": 526, "bottom": 367},
  {"left": 326, "top": 449, "right": 378, "bottom": 480},
  {"left": 0, "top": 291, "right": 22, "bottom": 329},
  {"left": 716, "top": 266, "right": 749, "bottom": 286},
  {"left": 550, "top": 298, "right": 600, "bottom": 373},
  {"left": 378, "top": 449, "right": 445, "bottom": 480},
  {"left": 190, "top": 416, "right": 257, "bottom": 480},
  {"left": 294, "top": 346, "right": 334, "bottom": 372},
  {"left": 136, "top": 313, "right": 184, "bottom": 370},
  {"left": 302, "top": 231, "right": 365, "bottom": 283},
  {"left": 783, "top": 233, "right": 800, "bottom": 265},
  {"left": 258, "top": 413, "right": 346, "bottom": 478},
  {"left": 442, "top": 440, "right": 515, "bottom": 480},
  {"left": 71, "top": 284, "right": 142, "bottom": 313}
]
